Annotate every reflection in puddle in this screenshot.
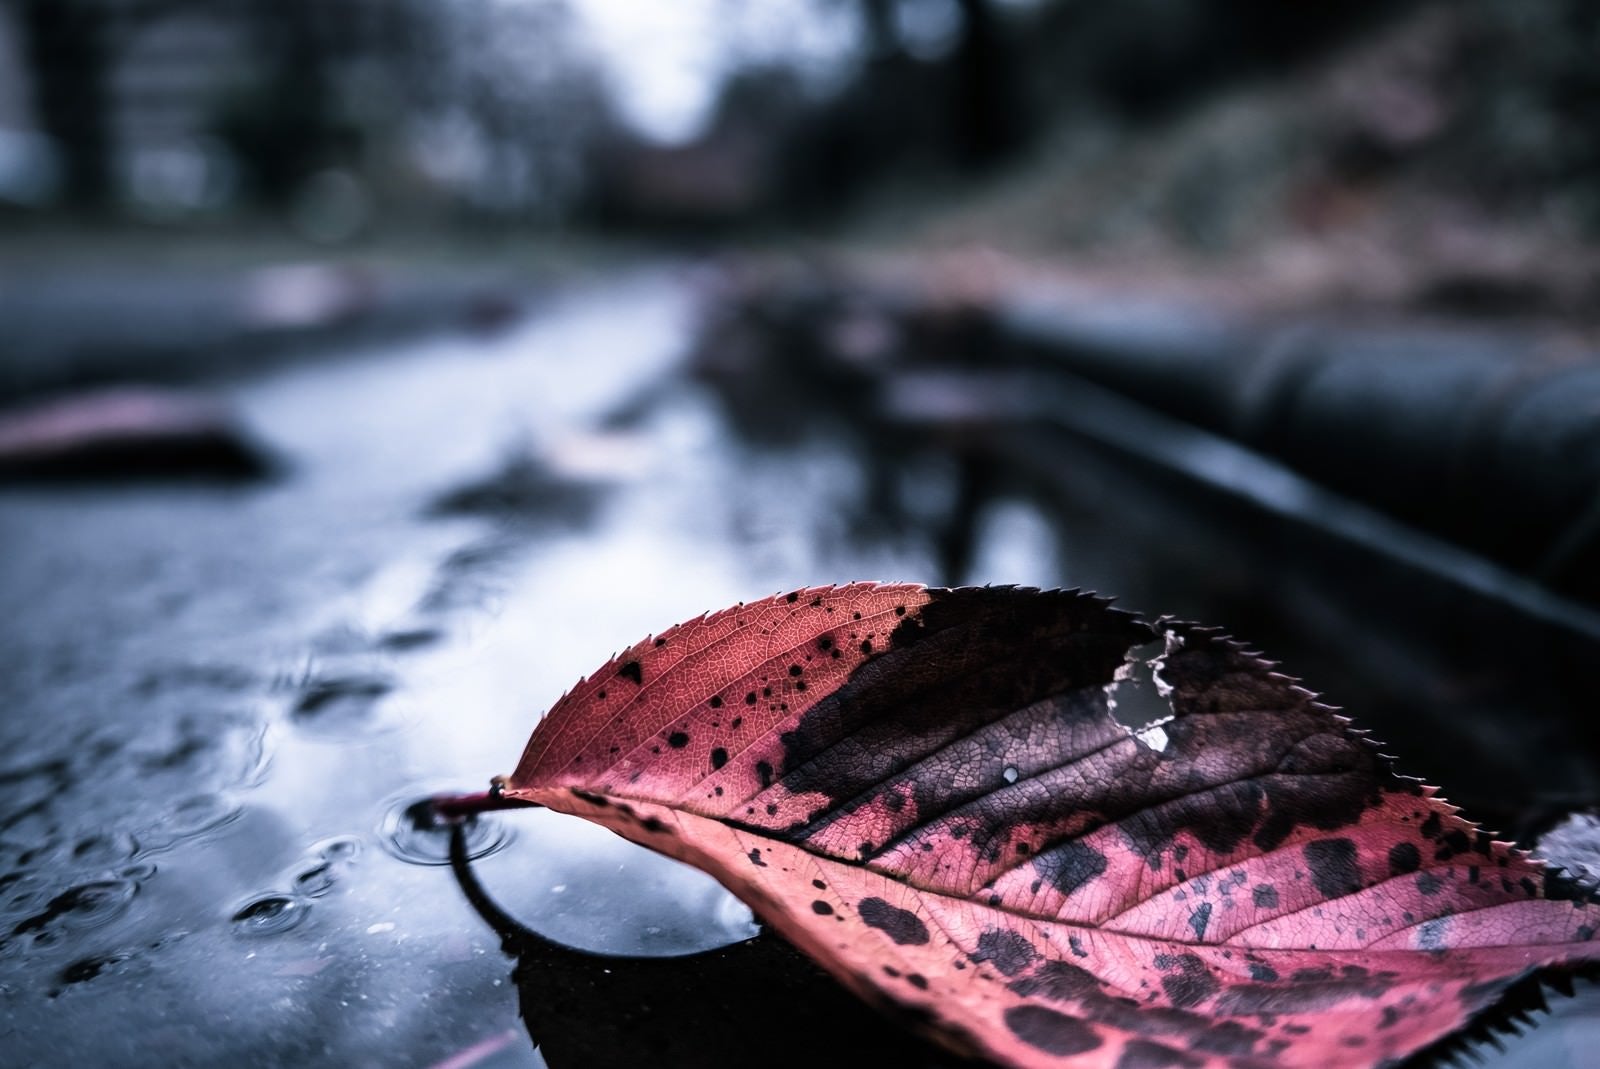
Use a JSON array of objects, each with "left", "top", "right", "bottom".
[
  {"left": 455, "top": 809, "right": 760, "bottom": 959},
  {"left": 449, "top": 824, "right": 966, "bottom": 1069}
]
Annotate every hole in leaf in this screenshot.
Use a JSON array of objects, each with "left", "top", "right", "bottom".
[{"left": 1106, "top": 642, "right": 1171, "bottom": 744}]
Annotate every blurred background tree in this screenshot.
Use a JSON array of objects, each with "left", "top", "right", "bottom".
[{"left": 0, "top": 0, "right": 1595, "bottom": 267}]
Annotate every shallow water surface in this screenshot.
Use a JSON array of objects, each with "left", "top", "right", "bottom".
[
  {"left": 0, "top": 269, "right": 1594, "bottom": 1067},
  {"left": 0, "top": 272, "right": 909, "bottom": 1067}
]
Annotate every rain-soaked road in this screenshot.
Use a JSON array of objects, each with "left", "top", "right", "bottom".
[{"left": 0, "top": 268, "right": 1595, "bottom": 1067}]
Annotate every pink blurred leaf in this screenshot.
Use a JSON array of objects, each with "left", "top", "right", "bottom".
[{"left": 504, "top": 584, "right": 1600, "bottom": 1068}]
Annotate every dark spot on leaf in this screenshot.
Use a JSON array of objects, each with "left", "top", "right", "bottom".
[
  {"left": 858, "top": 897, "right": 929, "bottom": 945},
  {"left": 1004, "top": 1006, "right": 1102, "bottom": 1056},
  {"left": 1215, "top": 972, "right": 1390, "bottom": 1015},
  {"left": 907, "top": 973, "right": 928, "bottom": 990},
  {"left": 617, "top": 661, "right": 643, "bottom": 685},
  {"left": 1154, "top": 954, "right": 1217, "bottom": 1009},
  {"left": 746, "top": 848, "right": 766, "bottom": 867},
  {"left": 640, "top": 817, "right": 666, "bottom": 833},
  {"left": 1115, "top": 1040, "right": 1204, "bottom": 1069},
  {"left": 1418, "top": 917, "right": 1449, "bottom": 950},
  {"left": 667, "top": 732, "right": 689, "bottom": 749},
  {"left": 812, "top": 879, "right": 826, "bottom": 890},
  {"left": 710, "top": 747, "right": 728, "bottom": 770},
  {"left": 1007, "top": 962, "right": 1101, "bottom": 1002},
  {"left": 709, "top": 695, "right": 722, "bottom": 709},
  {"left": 1188, "top": 902, "right": 1212, "bottom": 940},
  {"left": 1248, "top": 963, "right": 1278, "bottom": 983},
  {"left": 756, "top": 761, "right": 774, "bottom": 789},
  {"left": 786, "top": 592, "right": 798, "bottom": 603},
  {"left": 811, "top": 899, "right": 832, "bottom": 915},
  {"left": 1252, "top": 885, "right": 1278, "bottom": 909},
  {"left": 1304, "top": 838, "right": 1361, "bottom": 898},
  {"left": 1190, "top": 1020, "right": 1264, "bottom": 1056},
  {"left": 1416, "top": 872, "right": 1443, "bottom": 896},
  {"left": 971, "top": 929, "right": 1038, "bottom": 977},
  {"left": 1388, "top": 842, "right": 1422, "bottom": 876},
  {"left": 1435, "top": 829, "right": 1471, "bottom": 861},
  {"left": 1033, "top": 841, "right": 1108, "bottom": 897}
]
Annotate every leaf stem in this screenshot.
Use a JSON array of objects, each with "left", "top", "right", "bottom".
[{"left": 431, "top": 780, "right": 542, "bottom": 821}]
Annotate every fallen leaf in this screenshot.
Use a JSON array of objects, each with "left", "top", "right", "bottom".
[
  {"left": 503, "top": 584, "right": 1600, "bottom": 1068},
  {"left": 0, "top": 386, "right": 272, "bottom": 482}
]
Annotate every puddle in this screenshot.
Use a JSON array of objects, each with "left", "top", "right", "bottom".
[
  {"left": 0, "top": 267, "right": 1592, "bottom": 1067},
  {"left": 0, "top": 270, "right": 937, "bottom": 1067}
]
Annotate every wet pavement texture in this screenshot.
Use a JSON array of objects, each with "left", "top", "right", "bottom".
[{"left": 1, "top": 268, "right": 1596, "bottom": 1067}]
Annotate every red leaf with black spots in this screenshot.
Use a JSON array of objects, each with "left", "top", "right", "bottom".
[{"left": 502, "top": 584, "right": 1600, "bottom": 1068}]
